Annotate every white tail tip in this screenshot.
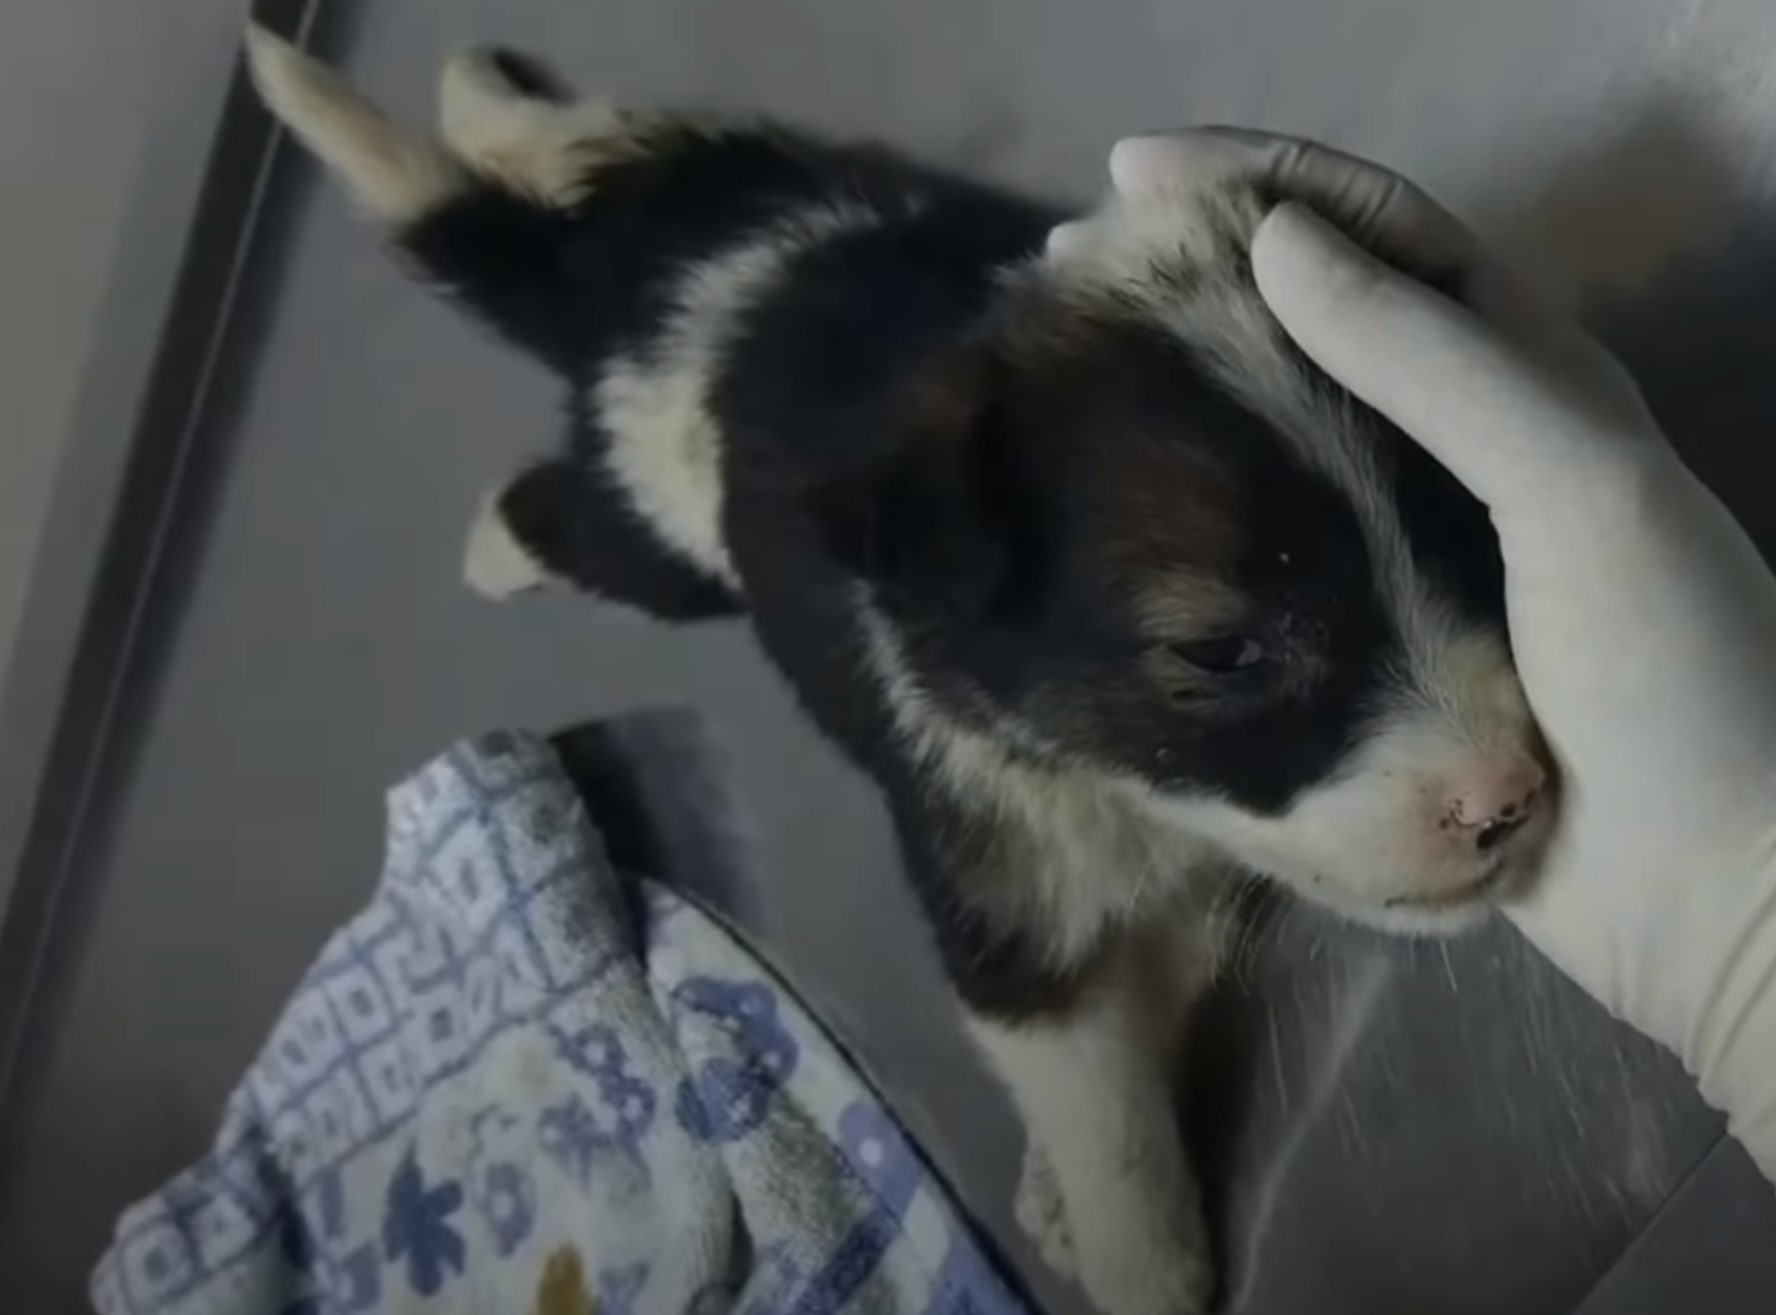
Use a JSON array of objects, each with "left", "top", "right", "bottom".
[{"left": 244, "top": 21, "right": 460, "bottom": 222}]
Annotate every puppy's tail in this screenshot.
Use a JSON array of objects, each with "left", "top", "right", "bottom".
[
  {"left": 245, "top": 24, "right": 625, "bottom": 371},
  {"left": 245, "top": 24, "right": 463, "bottom": 221}
]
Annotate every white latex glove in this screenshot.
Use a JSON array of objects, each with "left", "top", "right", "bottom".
[{"left": 1111, "top": 131, "right": 1776, "bottom": 1177}]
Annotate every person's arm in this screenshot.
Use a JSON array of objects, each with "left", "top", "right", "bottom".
[{"left": 1112, "top": 131, "right": 1776, "bottom": 1177}]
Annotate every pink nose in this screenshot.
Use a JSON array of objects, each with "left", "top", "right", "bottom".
[{"left": 1445, "top": 755, "right": 1546, "bottom": 852}]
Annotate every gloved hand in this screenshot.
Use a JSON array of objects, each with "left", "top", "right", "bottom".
[{"left": 1108, "top": 131, "right": 1776, "bottom": 1178}]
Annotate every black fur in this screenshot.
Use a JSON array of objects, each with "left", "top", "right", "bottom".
[
  {"left": 498, "top": 452, "right": 739, "bottom": 619},
  {"left": 400, "top": 123, "right": 1043, "bottom": 382},
  {"left": 396, "top": 115, "right": 1507, "bottom": 1022},
  {"left": 918, "top": 321, "right": 1404, "bottom": 815}
]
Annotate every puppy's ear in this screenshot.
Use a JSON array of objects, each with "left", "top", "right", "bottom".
[{"left": 812, "top": 354, "right": 1035, "bottom": 619}]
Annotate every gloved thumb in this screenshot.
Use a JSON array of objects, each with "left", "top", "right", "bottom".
[{"left": 1252, "top": 202, "right": 1584, "bottom": 517}]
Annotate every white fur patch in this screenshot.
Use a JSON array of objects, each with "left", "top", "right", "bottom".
[
  {"left": 437, "top": 49, "right": 639, "bottom": 206},
  {"left": 462, "top": 487, "right": 553, "bottom": 598},
  {"left": 1106, "top": 135, "right": 1247, "bottom": 202},
  {"left": 245, "top": 24, "right": 462, "bottom": 222},
  {"left": 594, "top": 204, "right": 881, "bottom": 588}
]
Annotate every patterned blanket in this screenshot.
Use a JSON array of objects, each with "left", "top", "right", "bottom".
[{"left": 92, "top": 731, "right": 1026, "bottom": 1315}]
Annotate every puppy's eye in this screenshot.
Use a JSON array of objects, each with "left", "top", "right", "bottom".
[{"left": 1170, "top": 636, "right": 1267, "bottom": 675}]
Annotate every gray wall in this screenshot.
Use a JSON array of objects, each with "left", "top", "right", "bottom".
[{"left": 0, "top": 0, "right": 239, "bottom": 693}]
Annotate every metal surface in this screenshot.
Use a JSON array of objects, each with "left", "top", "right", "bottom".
[
  {"left": 5, "top": 1, "right": 1776, "bottom": 1311},
  {"left": 0, "top": 0, "right": 325, "bottom": 1105}
]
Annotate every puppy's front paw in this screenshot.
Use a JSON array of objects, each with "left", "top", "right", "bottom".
[
  {"left": 1076, "top": 1226, "right": 1213, "bottom": 1315},
  {"left": 1014, "top": 1142, "right": 1076, "bottom": 1278},
  {"left": 1069, "top": 1188, "right": 1213, "bottom": 1315}
]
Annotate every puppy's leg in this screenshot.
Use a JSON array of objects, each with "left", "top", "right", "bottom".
[
  {"left": 968, "top": 914, "right": 1219, "bottom": 1315},
  {"left": 1012, "top": 1127, "right": 1073, "bottom": 1276},
  {"left": 464, "top": 459, "right": 741, "bottom": 620}
]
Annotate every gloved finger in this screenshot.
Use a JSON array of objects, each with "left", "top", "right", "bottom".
[
  {"left": 1109, "top": 130, "right": 1477, "bottom": 275},
  {"left": 1110, "top": 129, "right": 1560, "bottom": 337},
  {"left": 1252, "top": 202, "right": 1592, "bottom": 514}
]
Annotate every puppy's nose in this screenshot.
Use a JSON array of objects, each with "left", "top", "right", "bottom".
[{"left": 1446, "top": 755, "right": 1546, "bottom": 852}]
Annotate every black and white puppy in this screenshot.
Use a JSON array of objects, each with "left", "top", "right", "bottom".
[{"left": 248, "top": 28, "right": 1551, "bottom": 1315}]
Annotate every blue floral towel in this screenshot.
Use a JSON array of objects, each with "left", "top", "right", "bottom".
[{"left": 92, "top": 732, "right": 1026, "bottom": 1315}]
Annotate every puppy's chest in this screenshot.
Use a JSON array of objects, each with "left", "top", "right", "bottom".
[{"left": 939, "top": 747, "right": 1223, "bottom": 953}]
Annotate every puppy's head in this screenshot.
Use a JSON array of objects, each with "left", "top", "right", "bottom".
[{"left": 839, "top": 181, "right": 1549, "bottom": 933}]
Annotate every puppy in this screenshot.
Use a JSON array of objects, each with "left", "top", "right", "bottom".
[{"left": 247, "top": 28, "right": 1551, "bottom": 1315}]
